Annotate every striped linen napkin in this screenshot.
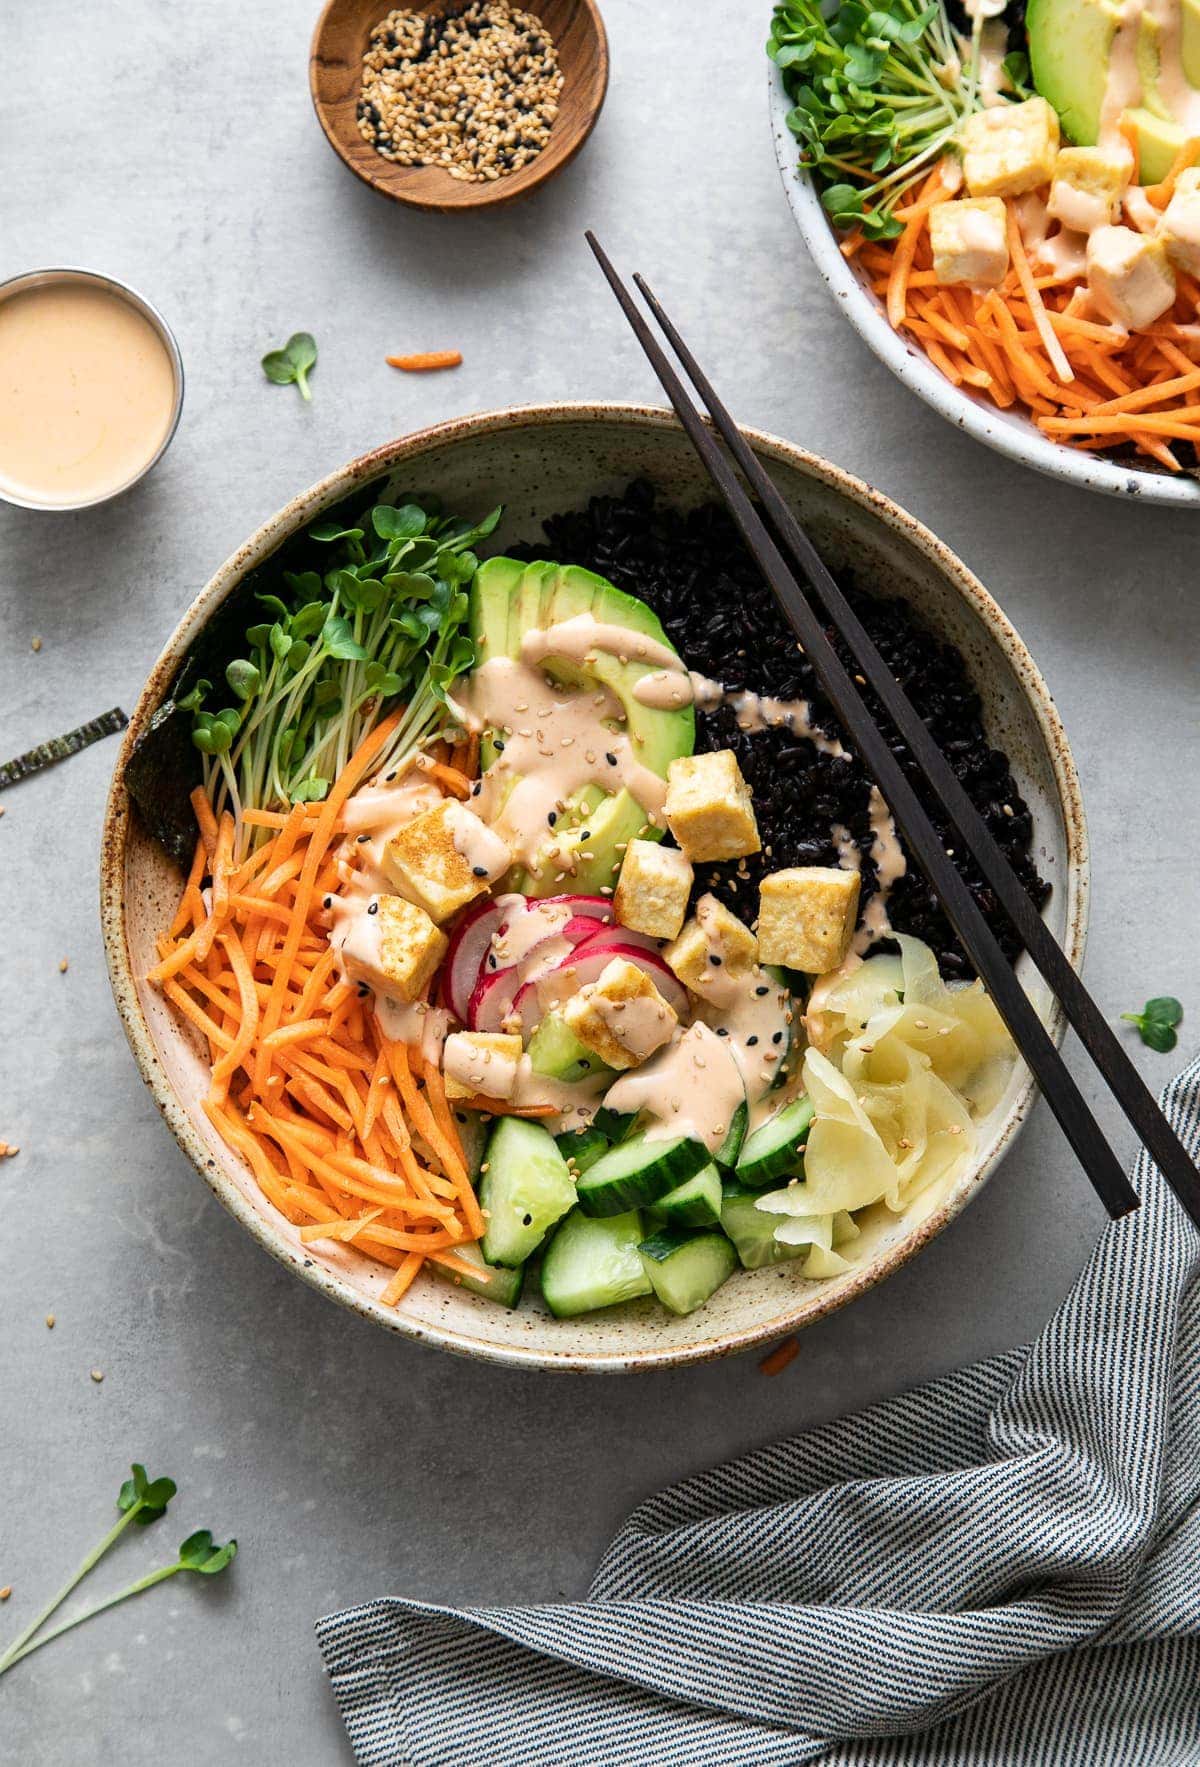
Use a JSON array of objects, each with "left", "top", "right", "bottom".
[{"left": 317, "top": 1060, "right": 1200, "bottom": 1766}]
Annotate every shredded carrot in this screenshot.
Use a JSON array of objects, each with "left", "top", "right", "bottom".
[
  {"left": 759, "top": 1336, "right": 800, "bottom": 1377},
  {"left": 152, "top": 716, "right": 488, "bottom": 1309},
  {"left": 855, "top": 161, "right": 1200, "bottom": 471},
  {"left": 386, "top": 351, "right": 463, "bottom": 372}
]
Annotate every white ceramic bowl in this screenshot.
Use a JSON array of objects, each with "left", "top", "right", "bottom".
[
  {"left": 768, "top": 74, "right": 1200, "bottom": 508},
  {"left": 101, "top": 404, "right": 1088, "bottom": 1371}
]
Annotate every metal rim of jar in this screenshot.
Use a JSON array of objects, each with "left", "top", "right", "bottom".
[{"left": 0, "top": 266, "right": 185, "bottom": 513}]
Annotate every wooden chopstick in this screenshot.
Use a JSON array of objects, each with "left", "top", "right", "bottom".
[
  {"left": 586, "top": 230, "right": 1143, "bottom": 1224},
  {"left": 631, "top": 269, "right": 1200, "bottom": 1237}
]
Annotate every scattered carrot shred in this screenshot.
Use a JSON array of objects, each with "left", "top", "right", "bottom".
[
  {"left": 759, "top": 1336, "right": 800, "bottom": 1377},
  {"left": 386, "top": 351, "right": 463, "bottom": 372},
  {"left": 150, "top": 719, "right": 486, "bottom": 1308},
  {"left": 855, "top": 158, "right": 1200, "bottom": 472}
]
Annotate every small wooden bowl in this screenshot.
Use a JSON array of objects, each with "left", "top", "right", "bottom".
[{"left": 309, "top": 0, "right": 609, "bottom": 213}]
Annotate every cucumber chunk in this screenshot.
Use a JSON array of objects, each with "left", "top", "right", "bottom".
[
  {"left": 540, "top": 1208, "right": 653, "bottom": 1317},
  {"left": 593, "top": 1106, "right": 636, "bottom": 1143},
  {"left": 556, "top": 1123, "right": 612, "bottom": 1176},
  {"left": 430, "top": 1240, "right": 524, "bottom": 1309},
  {"left": 735, "top": 1096, "right": 815, "bottom": 1190},
  {"left": 479, "top": 1117, "right": 576, "bottom": 1267},
  {"left": 638, "top": 1228, "right": 738, "bottom": 1315},
  {"left": 528, "top": 1011, "right": 612, "bottom": 1085},
  {"left": 575, "top": 1130, "right": 710, "bottom": 1217},
  {"left": 721, "top": 1190, "right": 812, "bottom": 1270},
  {"left": 713, "top": 1097, "right": 749, "bottom": 1168},
  {"left": 656, "top": 1163, "right": 724, "bottom": 1229}
]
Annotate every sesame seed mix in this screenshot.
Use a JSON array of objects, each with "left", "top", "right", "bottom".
[{"left": 357, "top": 2, "right": 564, "bottom": 183}]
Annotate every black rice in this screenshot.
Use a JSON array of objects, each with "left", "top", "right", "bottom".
[{"left": 518, "top": 480, "right": 1050, "bottom": 980}]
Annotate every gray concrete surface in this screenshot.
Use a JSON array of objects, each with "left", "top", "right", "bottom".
[{"left": 2, "top": 1, "right": 1198, "bottom": 1760}]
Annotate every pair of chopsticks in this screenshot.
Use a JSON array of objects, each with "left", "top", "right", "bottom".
[{"left": 587, "top": 231, "right": 1200, "bottom": 1233}]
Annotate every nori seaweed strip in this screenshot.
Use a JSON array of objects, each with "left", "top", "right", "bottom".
[{"left": 0, "top": 708, "right": 128, "bottom": 788}]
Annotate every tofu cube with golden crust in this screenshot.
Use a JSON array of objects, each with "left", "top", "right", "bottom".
[
  {"left": 613, "top": 840, "right": 693, "bottom": 941},
  {"left": 665, "top": 893, "right": 758, "bottom": 996},
  {"left": 664, "top": 750, "right": 760, "bottom": 863},
  {"left": 757, "top": 867, "right": 861, "bottom": 974},
  {"left": 1047, "top": 146, "right": 1130, "bottom": 234},
  {"left": 442, "top": 1031, "right": 523, "bottom": 1102},
  {"left": 340, "top": 894, "right": 448, "bottom": 1004},
  {"left": 1159, "top": 167, "right": 1200, "bottom": 276},
  {"left": 561, "top": 958, "right": 677, "bottom": 1072},
  {"left": 381, "top": 799, "right": 510, "bottom": 925},
  {"left": 930, "top": 198, "right": 1009, "bottom": 288},
  {"left": 961, "top": 97, "right": 1059, "bottom": 200},
  {"left": 1087, "top": 226, "right": 1176, "bottom": 331}
]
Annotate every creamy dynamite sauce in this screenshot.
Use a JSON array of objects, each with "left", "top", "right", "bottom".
[
  {"left": 0, "top": 282, "right": 176, "bottom": 506},
  {"left": 451, "top": 611, "right": 700, "bottom": 876},
  {"left": 607, "top": 1022, "right": 746, "bottom": 1153}
]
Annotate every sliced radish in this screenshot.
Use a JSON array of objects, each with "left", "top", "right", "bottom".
[
  {"left": 567, "top": 924, "right": 666, "bottom": 962},
  {"left": 537, "top": 895, "right": 615, "bottom": 922},
  {"left": 468, "top": 964, "right": 526, "bottom": 1034},
  {"left": 512, "top": 940, "right": 689, "bottom": 1035},
  {"left": 443, "top": 893, "right": 523, "bottom": 1023}
]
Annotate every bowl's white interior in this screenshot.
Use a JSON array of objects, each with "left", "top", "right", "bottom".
[
  {"left": 767, "top": 72, "right": 1200, "bottom": 509},
  {"left": 105, "top": 406, "right": 1087, "bottom": 1370}
]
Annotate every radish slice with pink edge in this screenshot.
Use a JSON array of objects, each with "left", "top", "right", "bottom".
[
  {"left": 512, "top": 941, "right": 689, "bottom": 1036},
  {"left": 537, "top": 895, "right": 615, "bottom": 922},
  {"left": 442, "top": 894, "right": 524, "bottom": 1022},
  {"left": 467, "top": 963, "right": 527, "bottom": 1034}
]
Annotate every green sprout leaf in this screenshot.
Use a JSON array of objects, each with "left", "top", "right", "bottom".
[
  {"left": 261, "top": 331, "right": 317, "bottom": 402},
  {"left": 178, "top": 1530, "right": 239, "bottom": 1575},
  {"left": 372, "top": 503, "right": 427, "bottom": 541},
  {"left": 1121, "top": 997, "right": 1184, "bottom": 1054}
]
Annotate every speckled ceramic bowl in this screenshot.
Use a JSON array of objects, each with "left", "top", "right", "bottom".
[
  {"left": 100, "top": 404, "right": 1088, "bottom": 1371},
  {"left": 768, "top": 74, "right": 1200, "bottom": 508}
]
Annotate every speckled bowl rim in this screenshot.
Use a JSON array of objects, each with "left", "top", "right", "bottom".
[
  {"left": 100, "top": 402, "right": 1089, "bottom": 1372},
  {"left": 768, "top": 72, "right": 1200, "bottom": 509}
]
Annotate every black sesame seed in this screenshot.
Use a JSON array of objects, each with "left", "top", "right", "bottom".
[
  {"left": 716, "top": 1027, "right": 729, "bottom": 1036},
  {"left": 772, "top": 1031, "right": 783, "bottom": 1044},
  {"left": 747, "top": 1035, "right": 759, "bottom": 1046},
  {"left": 709, "top": 954, "right": 723, "bottom": 966},
  {"left": 385, "top": 771, "right": 397, "bottom": 781},
  {"left": 605, "top": 752, "right": 617, "bottom": 766},
  {"left": 522, "top": 1213, "right": 533, "bottom": 1226},
  {"left": 357, "top": 984, "right": 370, "bottom": 998},
  {"left": 324, "top": 896, "right": 332, "bottom": 909},
  {"left": 548, "top": 812, "right": 557, "bottom": 826},
  {"left": 580, "top": 831, "right": 591, "bottom": 841},
  {"left": 368, "top": 902, "right": 379, "bottom": 915},
  {"left": 755, "top": 985, "right": 769, "bottom": 996},
  {"left": 494, "top": 739, "right": 505, "bottom": 752},
  {"left": 472, "top": 782, "right": 482, "bottom": 796},
  {"left": 472, "top": 865, "right": 488, "bottom": 878},
  {"left": 357, "top": 834, "right": 370, "bottom": 844}
]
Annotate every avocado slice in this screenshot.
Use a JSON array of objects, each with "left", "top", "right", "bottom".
[
  {"left": 466, "top": 557, "right": 695, "bottom": 894},
  {"left": 1027, "top": 0, "right": 1200, "bottom": 182}
]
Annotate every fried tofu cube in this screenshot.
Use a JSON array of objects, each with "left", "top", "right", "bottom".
[
  {"left": 381, "top": 799, "right": 510, "bottom": 925},
  {"left": 340, "top": 894, "right": 448, "bottom": 1004},
  {"left": 664, "top": 750, "right": 760, "bottom": 863},
  {"left": 665, "top": 893, "right": 758, "bottom": 996},
  {"left": 442, "top": 1031, "right": 523, "bottom": 1102},
  {"left": 961, "top": 97, "right": 1059, "bottom": 199},
  {"left": 1047, "top": 146, "right": 1130, "bottom": 234},
  {"left": 757, "top": 867, "right": 861, "bottom": 974},
  {"left": 1086, "top": 225, "right": 1176, "bottom": 330},
  {"left": 561, "top": 958, "right": 678, "bottom": 1071},
  {"left": 930, "top": 198, "right": 1009, "bottom": 288},
  {"left": 613, "top": 840, "right": 693, "bottom": 941},
  {"left": 1159, "top": 167, "right": 1200, "bottom": 276}
]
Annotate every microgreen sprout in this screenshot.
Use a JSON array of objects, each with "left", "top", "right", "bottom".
[
  {"left": 0, "top": 1465, "right": 174, "bottom": 1671},
  {"left": 262, "top": 332, "right": 318, "bottom": 401},
  {"left": 1120, "top": 997, "right": 1184, "bottom": 1054},
  {"left": 767, "top": 0, "right": 1026, "bottom": 233},
  {"left": 0, "top": 1529, "right": 236, "bottom": 1676},
  {"left": 182, "top": 497, "right": 500, "bottom": 856}
]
